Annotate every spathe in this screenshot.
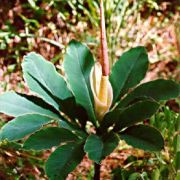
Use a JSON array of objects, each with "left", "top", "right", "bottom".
[{"left": 90, "top": 62, "right": 113, "bottom": 121}]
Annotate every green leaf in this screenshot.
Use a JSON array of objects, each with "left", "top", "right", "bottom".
[
  {"left": 0, "top": 92, "right": 59, "bottom": 119},
  {"left": 175, "top": 152, "right": 180, "bottom": 171},
  {"left": 113, "top": 100, "right": 159, "bottom": 131},
  {"left": 23, "top": 52, "right": 88, "bottom": 123},
  {"left": 57, "top": 97, "right": 88, "bottom": 125},
  {"left": 24, "top": 127, "right": 78, "bottom": 150},
  {"left": 101, "top": 99, "right": 159, "bottom": 130},
  {"left": 110, "top": 47, "right": 148, "bottom": 103},
  {"left": 120, "top": 125, "right": 164, "bottom": 151},
  {"left": 45, "top": 142, "right": 85, "bottom": 180},
  {"left": 58, "top": 120, "right": 87, "bottom": 139},
  {"left": 22, "top": 52, "right": 72, "bottom": 111},
  {"left": 100, "top": 109, "right": 124, "bottom": 130},
  {"left": 84, "top": 134, "right": 102, "bottom": 163},
  {"left": 23, "top": 53, "right": 87, "bottom": 122},
  {"left": 118, "top": 79, "right": 180, "bottom": 108},
  {"left": 84, "top": 132, "right": 119, "bottom": 163},
  {"left": 63, "top": 40, "right": 96, "bottom": 126},
  {"left": 128, "top": 173, "right": 141, "bottom": 180},
  {"left": 0, "top": 114, "right": 53, "bottom": 141}
]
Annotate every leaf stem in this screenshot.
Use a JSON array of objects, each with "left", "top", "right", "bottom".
[
  {"left": 94, "top": 162, "right": 101, "bottom": 180},
  {"left": 100, "top": 0, "right": 109, "bottom": 76}
]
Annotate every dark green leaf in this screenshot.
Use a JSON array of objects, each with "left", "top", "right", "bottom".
[
  {"left": 118, "top": 79, "right": 180, "bottom": 108},
  {"left": 102, "top": 133, "right": 119, "bottom": 158},
  {"left": 0, "top": 114, "right": 53, "bottom": 141},
  {"left": 57, "top": 97, "right": 88, "bottom": 125},
  {"left": 45, "top": 142, "right": 85, "bottom": 180},
  {"left": 22, "top": 52, "right": 72, "bottom": 111},
  {"left": 84, "top": 134, "right": 102, "bottom": 163},
  {"left": 24, "top": 127, "right": 78, "bottom": 150},
  {"left": 100, "top": 109, "right": 124, "bottom": 130},
  {"left": 101, "top": 99, "right": 159, "bottom": 130},
  {"left": 59, "top": 120, "right": 87, "bottom": 139},
  {"left": 113, "top": 100, "right": 159, "bottom": 131},
  {"left": 84, "top": 132, "right": 119, "bottom": 163},
  {"left": 23, "top": 52, "right": 88, "bottom": 124},
  {"left": 63, "top": 40, "right": 96, "bottom": 126},
  {"left": 0, "top": 92, "right": 59, "bottom": 119},
  {"left": 120, "top": 125, "right": 164, "bottom": 151},
  {"left": 110, "top": 47, "right": 148, "bottom": 103},
  {"left": 59, "top": 119, "right": 80, "bottom": 130}
]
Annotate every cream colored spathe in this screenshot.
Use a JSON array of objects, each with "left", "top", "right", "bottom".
[{"left": 90, "top": 62, "right": 113, "bottom": 121}]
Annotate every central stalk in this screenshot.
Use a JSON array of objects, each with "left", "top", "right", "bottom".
[
  {"left": 100, "top": 0, "right": 109, "bottom": 76},
  {"left": 98, "top": 0, "right": 109, "bottom": 104},
  {"left": 90, "top": 0, "right": 113, "bottom": 121}
]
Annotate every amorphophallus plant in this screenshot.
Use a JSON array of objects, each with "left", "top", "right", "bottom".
[
  {"left": 0, "top": 0, "right": 179, "bottom": 179},
  {"left": 90, "top": 0, "right": 113, "bottom": 121}
]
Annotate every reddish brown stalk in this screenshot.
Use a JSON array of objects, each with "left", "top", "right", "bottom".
[{"left": 100, "top": 0, "right": 109, "bottom": 76}]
